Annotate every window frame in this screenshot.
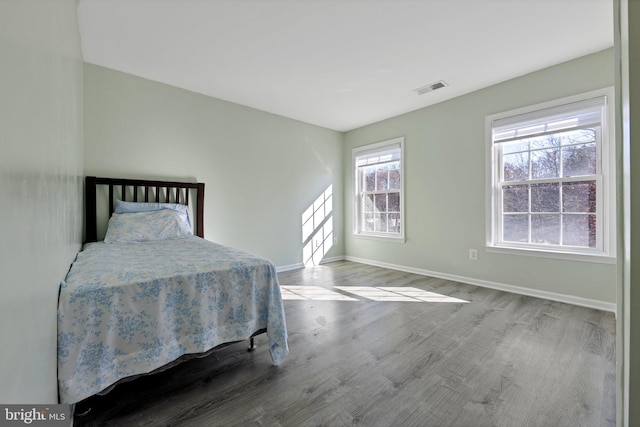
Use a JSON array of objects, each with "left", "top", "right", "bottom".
[
  {"left": 353, "top": 137, "right": 405, "bottom": 242},
  {"left": 485, "top": 88, "right": 616, "bottom": 263}
]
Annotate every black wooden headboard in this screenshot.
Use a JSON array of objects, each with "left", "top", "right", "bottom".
[{"left": 85, "top": 176, "right": 205, "bottom": 242}]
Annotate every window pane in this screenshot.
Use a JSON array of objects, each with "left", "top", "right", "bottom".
[
  {"left": 388, "top": 213, "right": 401, "bottom": 233},
  {"left": 363, "top": 194, "right": 374, "bottom": 212},
  {"left": 361, "top": 212, "right": 373, "bottom": 231},
  {"left": 503, "top": 185, "right": 529, "bottom": 213},
  {"left": 528, "top": 134, "right": 561, "bottom": 151},
  {"left": 562, "top": 143, "right": 596, "bottom": 177},
  {"left": 378, "top": 213, "right": 388, "bottom": 232},
  {"left": 374, "top": 194, "right": 387, "bottom": 213},
  {"left": 503, "top": 215, "right": 528, "bottom": 242},
  {"left": 531, "top": 214, "right": 560, "bottom": 245},
  {"left": 388, "top": 162, "right": 401, "bottom": 190},
  {"left": 388, "top": 192, "right": 400, "bottom": 212},
  {"left": 503, "top": 152, "right": 529, "bottom": 181},
  {"left": 376, "top": 165, "right": 388, "bottom": 191},
  {"left": 531, "top": 148, "right": 560, "bottom": 179},
  {"left": 364, "top": 167, "right": 376, "bottom": 191},
  {"left": 502, "top": 140, "right": 529, "bottom": 155},
  {"left": 531, "top": 183, "right": 559, "bottom": 212},
  {"left": 364, "top": 213, "right": 375, "bottom": 231},
  {"left": 562, "top": 181, "right": 596, "bottom": 213},
  {"left": 563, "top": 214, "right": 596, "bottom": 248},
  {"left": 560, "top": 128, "right": 597, "bottom": 145}
]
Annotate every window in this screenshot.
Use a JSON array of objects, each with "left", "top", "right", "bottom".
[
  {"left": 487, "top": 89, "right": 615, "bottom": 260},
  {"left": 353, "top": 137, "right": 404, "bottom": 240}
]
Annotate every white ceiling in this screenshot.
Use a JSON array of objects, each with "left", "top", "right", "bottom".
[{"left": 77, "top": 0, "right": 613, "bottom": 132}]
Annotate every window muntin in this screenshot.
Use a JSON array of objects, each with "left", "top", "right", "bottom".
[
  {"left": 488, "top": 92, "right": 613, "bottom": 258},
  {"left": 354, "top": 138, "right": 404, "bottom": 240}
]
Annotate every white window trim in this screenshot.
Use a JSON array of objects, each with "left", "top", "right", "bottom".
[
  {"left": 353, "top": 137, "right": 405, "bottom": 242},
  {"left": 485, "top": 87, "right": 616, "bottom": 262}
]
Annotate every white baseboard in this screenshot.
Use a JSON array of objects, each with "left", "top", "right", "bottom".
[
  {"left": 343, "top": 255, "right": 616, "bottom": 313},
  {"left": 275, "top": 263, "right": 304, "bottom": 273},
  {"left": 319, "top": 256, "right": 345, "bottom": 265},
  {"left": 276, "top": 256, "right": 345, "bottom": 273}
]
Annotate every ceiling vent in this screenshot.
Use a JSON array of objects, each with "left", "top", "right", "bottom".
[{"left": 413, "top": 80, "right": 448, "bottom": 95}]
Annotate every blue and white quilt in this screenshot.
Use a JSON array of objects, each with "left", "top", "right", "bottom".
[{"left": 57, "top": 236, "right": 288, "bottom": 404}]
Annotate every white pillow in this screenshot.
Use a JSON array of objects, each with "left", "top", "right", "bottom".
[
  {"left": 114, "top": 200, "right": 192, "bottom": 230},
  {"left": 104, "top": 210, "right": 193, "bottom": 243}
]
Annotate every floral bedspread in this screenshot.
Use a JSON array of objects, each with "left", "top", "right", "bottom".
[{"left": 57, "top": 236, "right": 288, "bottom": 404}]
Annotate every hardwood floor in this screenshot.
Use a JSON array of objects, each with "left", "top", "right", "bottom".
[{"left": 74, "top": 261, "right": 616, "bottom": 427}]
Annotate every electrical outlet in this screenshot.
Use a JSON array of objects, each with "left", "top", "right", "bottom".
[{"left": 468, "top": 248, "right": 478, "bottom": 260}]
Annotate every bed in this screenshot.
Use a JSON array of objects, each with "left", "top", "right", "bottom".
[{"left": 57, "top": 176, "right": 289, "bottom": 404}]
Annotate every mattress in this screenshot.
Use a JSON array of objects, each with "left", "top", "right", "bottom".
[{"left": 57, "top": 236, "right": 288, "bottom": 404}]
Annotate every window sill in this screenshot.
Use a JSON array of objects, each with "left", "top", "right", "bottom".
[
  {"left": 354, "top": 233, "right": 406, "bottom": 243},
  {"left": 486, "top": 245, "right": 616, "bottom": 264}
]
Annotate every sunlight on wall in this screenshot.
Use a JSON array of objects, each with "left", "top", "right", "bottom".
[
  {"left": 302, "top": 185, "right": 333, "bottom": 266},
  {"left": 281, "top": 285, "right": 468, "bottom": 303}
]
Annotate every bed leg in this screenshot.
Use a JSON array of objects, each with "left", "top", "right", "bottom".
[
  {"left": 73, "top": 402, "right": 92, "bottom": 417},
  {"left": 248, "top": 337, "right": 255, "bottom": 351}
]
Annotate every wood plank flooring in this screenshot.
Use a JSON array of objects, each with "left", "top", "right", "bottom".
[{"left": 74, "top": 261, "right": 616, "bottom": 427}]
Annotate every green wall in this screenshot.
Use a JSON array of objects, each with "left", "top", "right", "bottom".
[
  {"left": 0, "top": 0, "right": 84, "bottom": 403},
  {"left": 344, "top": 49, "right": 617, "bottom": 309},
  {"left": 84, "top": 64, "right": 344, "bottom": 269}
]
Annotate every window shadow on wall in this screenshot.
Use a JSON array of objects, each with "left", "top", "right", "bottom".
[{"left": 302, "top": 185, "right": 333, "bottom": 266}]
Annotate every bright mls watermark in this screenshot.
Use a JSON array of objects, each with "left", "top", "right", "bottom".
[{"left": 1, "top": 405, "right": 71, "bottom": 427}]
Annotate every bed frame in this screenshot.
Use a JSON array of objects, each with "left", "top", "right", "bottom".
[
  {"left": 85, "top": 176, "right": 206, "bottom": 242},
  {"left": 84, "top": 175, "right": 265, "bottom": 343},
  {"left": 76, "top": 176, "right": 266, "bottom": 411}
]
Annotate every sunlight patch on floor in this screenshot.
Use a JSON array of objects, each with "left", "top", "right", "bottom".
[
  {"left": 281, "top": 285, "right": 468, "bottom": 303},
  {"left": 281, "top": 285, "right": 357, "bottom": 301},
  {"left": 335, "top": 286, "right": 468, "bottom": 303}
]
